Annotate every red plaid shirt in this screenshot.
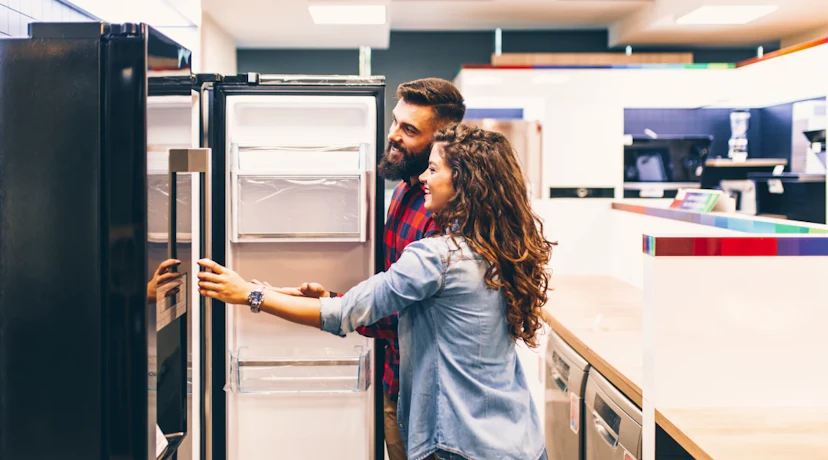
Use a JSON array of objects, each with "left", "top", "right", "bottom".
[{"left": 356, "top": 180, "right": 439, "bottom": 401}]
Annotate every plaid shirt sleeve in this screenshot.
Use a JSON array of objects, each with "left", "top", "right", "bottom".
[{"left": 355, "top": 313, "right": 398, "bottom": 339}]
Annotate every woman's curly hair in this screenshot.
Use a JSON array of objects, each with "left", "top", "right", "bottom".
[{"left": 432, "top": 124, "right": 554, "bottom": 348}]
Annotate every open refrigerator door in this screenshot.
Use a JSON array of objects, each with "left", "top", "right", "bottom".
[{"left": 208, "top": 78, "right": 385, "bottom": 460}]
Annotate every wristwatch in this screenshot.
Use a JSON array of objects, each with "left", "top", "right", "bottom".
[{"left": 247, "top": 286, "right": 264, "bottom": 313}]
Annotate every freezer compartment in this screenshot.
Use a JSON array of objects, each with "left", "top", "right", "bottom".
[
  {"left": 227, "top": 346, "right": 372, "bottom": 394},
  {"left": 231, "top": 172, "right": 367, "bottom": 242}
]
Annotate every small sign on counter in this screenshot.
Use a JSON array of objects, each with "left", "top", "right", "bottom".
[{"left": 669, "top": 189, "right": 729, "bottom": 213}]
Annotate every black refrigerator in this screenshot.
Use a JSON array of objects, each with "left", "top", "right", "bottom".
[{"left": 0, "top": 22, "right": 209, "bottom": 460}]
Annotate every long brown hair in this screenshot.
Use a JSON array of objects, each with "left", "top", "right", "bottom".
[{"left": 432, "top": 124, "right": 553, "bottom": 348}]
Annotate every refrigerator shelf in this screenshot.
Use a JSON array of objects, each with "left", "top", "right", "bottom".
[
  {"left": 227, "top": 346, "right": 371, "bottom": 394},
  {"left": 231, "top": 172, "right": 367, "bottom": 243},
  {"left": 232, "top": 143, "right": 366, "bottom": 173}
]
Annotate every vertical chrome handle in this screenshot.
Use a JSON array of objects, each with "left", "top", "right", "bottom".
[{"left": 169, "top": 148, "right": 212, "bottom": 460}]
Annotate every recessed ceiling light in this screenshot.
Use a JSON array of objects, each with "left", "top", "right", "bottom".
[
  {"left": 676, "top": 5, "right": 778, "bottom": 25},
  {"left": 308, "top": 4, "right": 387, "bottom": 25}
]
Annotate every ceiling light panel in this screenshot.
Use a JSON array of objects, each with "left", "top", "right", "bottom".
[
  {"left": 308, "top": 4, "right": 387, "bottom": 25},
  {"left": 675, "top": 5, "right": 778, "bottom": 25}
]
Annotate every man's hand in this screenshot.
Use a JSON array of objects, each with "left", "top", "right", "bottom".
[
  {"left": 297, "top": 282, "right": 330, "bottom": 298},
  {"left": 249, "top": 279, "right": 330, "bottom": 298},
  {"left": 251, "top": 279, "right": 305, "bottom": 296}
]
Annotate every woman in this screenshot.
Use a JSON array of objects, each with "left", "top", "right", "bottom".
[{"left": 198, "top": 124, "right": 553, "bottom": 460}]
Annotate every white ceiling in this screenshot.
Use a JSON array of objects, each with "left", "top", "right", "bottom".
[{"left": 201, "top": 0, "right": 828, "bottom": 49}]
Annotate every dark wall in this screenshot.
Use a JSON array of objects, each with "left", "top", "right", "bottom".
[
  {"left": 238, "top": 31, "right": 494, "bottom": 133},
  {"left": 237, "top": 30, "right": 779, "bottom": 135},
  {"left": 624, "top": 98, "right": 822, "bottom": 171},
  {"left": 236, "top": 49, "right": 359, "bottom": 75},
  {"left": 373, "top": 32, "right": 493, "bottom": 135},
  {"left": 624, "top": 108, "right": 762, "bottom": 160}
]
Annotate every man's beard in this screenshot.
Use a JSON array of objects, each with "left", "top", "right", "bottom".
[{"left": 377, "top": 140, "right": 430, "bottom": 181}]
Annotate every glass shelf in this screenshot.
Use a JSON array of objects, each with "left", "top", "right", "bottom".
[
  {"left": 227, "top": 346, "right": 371, "bottom": 394},
  {"left": 231, "top": 172, "right": 366, "bottom": 243}
]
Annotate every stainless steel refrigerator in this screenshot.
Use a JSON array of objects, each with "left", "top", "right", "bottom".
[
  {"left": 0, "top": 22, "right": 206, "bottom": 460},
  {"left": 200, "top": 74, "right": 386, "bottom": 460}
]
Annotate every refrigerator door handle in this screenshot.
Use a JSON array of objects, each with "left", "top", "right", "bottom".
[
  {"left": 170, "top": 148, "right": 212, "bottom": 174},
  {"left": 169, "top": 148, "right": 212, "bottom": 460}
]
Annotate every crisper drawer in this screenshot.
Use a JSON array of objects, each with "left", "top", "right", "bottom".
[{"left": 232, "top": 173, "right": 366, "bottom": 242}]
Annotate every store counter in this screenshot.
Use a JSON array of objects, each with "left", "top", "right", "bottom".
[
  {"left": 540, "top": 230, "right": 828, "bottom": 459},
  {"left": 657, "top": 407, "right": 828, "bottom": 460},
  {"left": 542, "top": 275, "right": 643, "bottom": 406}
]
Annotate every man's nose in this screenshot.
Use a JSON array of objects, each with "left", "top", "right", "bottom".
[{"left": 388, "top": 125, "right": 402, "bottom": 143}]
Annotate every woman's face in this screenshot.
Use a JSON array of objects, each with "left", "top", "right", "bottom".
[{"left": 419, "top": 144, "right": 454, "bottom": 213}]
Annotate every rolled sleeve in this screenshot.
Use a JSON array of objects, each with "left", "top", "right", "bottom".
[
  {"left": 319, "top": 296, "right": 346, "bottom": 337},
  {"left": 319, "top": 239, "right": 445, "bottom": 337}
]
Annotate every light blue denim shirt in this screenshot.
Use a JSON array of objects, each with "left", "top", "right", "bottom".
[{"left": 320, "top": 235, "right": 545, "bottom": 460}]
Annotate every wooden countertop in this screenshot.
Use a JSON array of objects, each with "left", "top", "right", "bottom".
[
  {"left": 541, "top": 275, "right": 643, "bottom": 406},
  {"left": 657, "top": 407, "right": 828, "bottom": 460},
  {"left": 542, "top": 275, "right": 828, "bottom": 460}
]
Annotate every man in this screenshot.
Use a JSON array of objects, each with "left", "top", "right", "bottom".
[{"left": 300, "top": 78, "right": 465, "bottom": 460}]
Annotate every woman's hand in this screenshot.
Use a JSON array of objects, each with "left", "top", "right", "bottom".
[{"left": 197, "top": 259, "right": 254, "bottom": 305}]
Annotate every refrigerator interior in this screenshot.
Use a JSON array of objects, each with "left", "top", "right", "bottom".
[
  {"left": 223, "top": 94, "right": 378, "bottom": 459},
  {"left": 147, "top": 93, "right": 202, "bottom": 460}
]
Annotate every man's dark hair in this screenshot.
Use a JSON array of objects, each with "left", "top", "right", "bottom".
[{"left": 396, "top": 78, "right": 466, "bottom": 127}]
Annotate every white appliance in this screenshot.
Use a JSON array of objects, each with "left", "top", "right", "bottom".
[{"left": 203, "top": 74, "right": 386, "bottom": 460}]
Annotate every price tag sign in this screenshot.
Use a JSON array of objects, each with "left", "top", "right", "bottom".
[
  {"left": 670, "top": 189, "right": 721, "bottom": 212},
  {"left": 569, "top": 392, "right": 580, "bottom": 434},
  {"left": 768, "top": 179, "right": 784, "bottom": 194}
]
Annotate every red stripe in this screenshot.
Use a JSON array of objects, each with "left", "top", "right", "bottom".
[{"left": 736, "top": 36, "right": 828, "bottom": 68}]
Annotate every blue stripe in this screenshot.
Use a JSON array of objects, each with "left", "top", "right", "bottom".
[{"left": 465, "top": 108, "right": 524, "bottom": 120}]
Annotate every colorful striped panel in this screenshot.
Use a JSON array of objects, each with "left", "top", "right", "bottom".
[
  {"left": 736, "top": 36, "right": 828, "bottom": 68},
  {"left": 461, "top": 63, "right": 736, "bottom": 70},
  {"left": 642, "top": 235, "right": 828, "bottom": 257},
  {"left": 613, "top": 202, "right": 828, "bottom": 235},
  {"left": 461, "top": 37, "right": 828, "bottom": 72}
]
